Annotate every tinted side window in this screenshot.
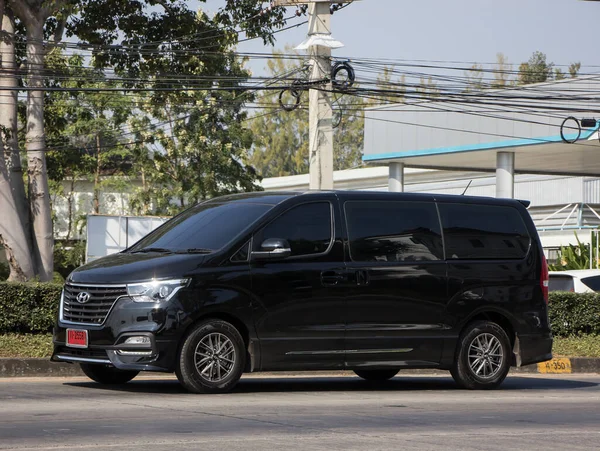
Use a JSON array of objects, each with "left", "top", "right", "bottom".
[
  {"left": 439, "top": 203, "right": 531, "bottom": 260},
  {"left": 549, "top": 275, "right": 575, "bottom": 292},
  {"left": 581, "top": 276, "right": 600, "bottom": 292},
  {"left": 345, "top": 201, "right": 443, "bottom": 262},
  {"left": 257, "top": 202, "right": 333, "bottom": 257}
]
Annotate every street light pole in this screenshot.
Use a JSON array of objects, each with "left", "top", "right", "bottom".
[
  {"left": 272, "top": 1, "right": 346, "bottom": 190},
  {"left": 307, "top": 2, "right": 333, "bottom": 190}
]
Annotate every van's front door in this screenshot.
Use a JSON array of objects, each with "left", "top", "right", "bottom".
[
  {"left": 340, "top": 198, "right": 448, "bottom": 368},
  {"left": 250, "top": 197, "right": 347, "bottom": 371}
]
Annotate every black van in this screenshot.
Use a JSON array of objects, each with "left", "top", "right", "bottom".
[{"left": 51, "top": 191, "right": 552, "bottom": 393}]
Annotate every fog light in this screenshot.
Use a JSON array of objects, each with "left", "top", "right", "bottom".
[
  {"left": 116, "top": 350, "right": 153, "bottom": 356},
  {"left": 124, "top": 336, "right": 151, "bottom": 345}
]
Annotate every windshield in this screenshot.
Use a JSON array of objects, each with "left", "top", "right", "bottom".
[
  {"left": 581, "top": 276, "right": 600, "bottom": 292},
  {"left": 128, "top": 202, "right": 273, "bottom": 253},
  {"left": 548, "top": 275, "right": 574, "bottom": 292}
]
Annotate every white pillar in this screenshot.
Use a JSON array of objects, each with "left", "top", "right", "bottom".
[
  {"left": 496, "top": 152, "right": 515, "bottom": 199},
  {"left": 389, "top": 162, "right": 405, "bottom": 192},
  {"left": 307, "top": 2, "right": 333, "bottom": 190}
]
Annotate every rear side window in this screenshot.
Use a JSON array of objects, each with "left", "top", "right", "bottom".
[
  {"left": 344, "top": 201, "right": 443, "bottom": 262},
  {"left": 438, "top": 203, "right": 531, "bottom": 260},
  {"left": 549, "top": 275, "right": 575, "bottom": 292},
  {"left": 581, "top": 276, "right": 600, "bottom": 292}
]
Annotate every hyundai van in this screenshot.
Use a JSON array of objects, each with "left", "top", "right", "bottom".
[{"left": 51, "top": 191, "right": 553, "bottom": 393}]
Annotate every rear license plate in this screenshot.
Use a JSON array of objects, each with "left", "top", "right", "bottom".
[{"left": 66, "top": 329, "right": 88, "bottom": 348}]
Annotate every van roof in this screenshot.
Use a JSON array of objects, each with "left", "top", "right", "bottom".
[{"left": 208, "top": 190, "right": 531, "bottom": 208}]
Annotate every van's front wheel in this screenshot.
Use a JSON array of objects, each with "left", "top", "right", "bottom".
[
  {"left": 451, "top": 321, "right": 511, "bottom": 390},
  {"left": 176, "top": 319, "right": 246, "bottom": 394}
]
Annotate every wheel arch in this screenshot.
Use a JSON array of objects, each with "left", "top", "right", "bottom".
[
  {"left": 458, "top": 309, "right": 518, "bottom": 366},
  {"left": 177, "top": 311, "right": 255, "bottom": 372}
]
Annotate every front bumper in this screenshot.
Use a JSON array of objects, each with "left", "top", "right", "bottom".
[{"left": 51, "top": 294, "right": 186, "bottom": 372}]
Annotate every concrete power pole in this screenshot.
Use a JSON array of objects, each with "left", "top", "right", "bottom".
[{"left": 273, "top": 1, "right": 345, "bottom": 190}]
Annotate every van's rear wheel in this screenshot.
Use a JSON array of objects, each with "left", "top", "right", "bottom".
[
  {"left": 176, "top": 319, "right": 246, "bottom": 394},
  {"left": 80, "top": 363, "right": 139, "bottom": 385},
  {"left": 354, "top": 369, "right": 399, "bottom": 381},
  {"left": 451, "top": 321, "right": 511, "bottom": 390}
]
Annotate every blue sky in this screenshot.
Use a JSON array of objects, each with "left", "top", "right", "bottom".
[{"left": 199, "top": 0, "right": 600, "bottom": 76}]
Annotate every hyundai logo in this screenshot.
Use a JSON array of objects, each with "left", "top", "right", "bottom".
[{"left": 76, "top": 292, "right": 91, "bottom": 304}]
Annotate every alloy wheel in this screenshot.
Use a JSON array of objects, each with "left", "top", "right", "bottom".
[
  {"left": 193, "top": 332, "right": 236, "bottom": 383},
  {"left": 467, "top": 333, "right": 504, "bottom": 380}
]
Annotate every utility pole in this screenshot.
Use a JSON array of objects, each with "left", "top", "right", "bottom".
[{"left": 273, "top": 1, "right": 345, "bottom": 190}]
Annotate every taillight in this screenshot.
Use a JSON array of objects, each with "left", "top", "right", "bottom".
[{"left": 541, "top": 255, "right": 549, "bottom": 303}]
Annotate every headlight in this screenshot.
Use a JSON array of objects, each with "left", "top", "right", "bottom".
[{"left": 127, "top": 279, "right": 190, "bottom": 303}]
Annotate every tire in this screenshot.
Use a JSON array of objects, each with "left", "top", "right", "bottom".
[
  {"left": 80, "top": 363, "right": 139, "bottom": 385},
  {"left": 354, "top": 369, "right": 399, "bottom": 381},
  {"left": 450, "top": 320, "right": 511, "bottom": 390},
  {"left": 176, "top": 319, "right": 246, "bottom": 394}
]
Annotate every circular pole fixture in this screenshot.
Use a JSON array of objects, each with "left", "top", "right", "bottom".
[
  {"left": 332, "top": 61, "right": 355, "bottom": 91},
  {"left": 279, "top": 88, "right": 301, "bottom": 112},
  {"left": 560, "top": 117, "right": 581, "bottom": 144}
]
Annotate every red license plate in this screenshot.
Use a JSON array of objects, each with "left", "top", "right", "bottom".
[{"left": 66, "top": 329, "right": 88, "bottom": 348}]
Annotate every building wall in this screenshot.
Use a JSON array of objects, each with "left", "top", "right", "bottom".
[
  {"left": 364, "top": 76, "right": 600, "bottom": 160},
  {"left": 52, "top": 178, "right": 142, "bottom": 240}
]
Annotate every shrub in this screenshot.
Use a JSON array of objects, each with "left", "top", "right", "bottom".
[
  {"left": 0, "top": 282, "right": 62, "bottom": 334},
  {"left": 54, "top": 240, "right": 86, "bottom": 279},
  {"left": 548, "top": 292, "right": 600, "bottom": 337}
]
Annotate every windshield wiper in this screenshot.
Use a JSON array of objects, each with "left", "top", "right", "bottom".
[
  {"left": 130, "top": 247, "right": 174, "bottom": 254},
  {"left": 175, "top": 248, "right": 213, "bottom": 254}
]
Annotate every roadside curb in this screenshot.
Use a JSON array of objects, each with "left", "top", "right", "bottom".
[{"left": 1, "top": 357, "right": 599, "bottom": 378}]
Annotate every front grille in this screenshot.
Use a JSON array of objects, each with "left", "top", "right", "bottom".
[{"left": 62, "top": 283, "right": 127, "bottom": 325}]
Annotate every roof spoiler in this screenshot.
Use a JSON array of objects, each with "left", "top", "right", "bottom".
[{"left": 517, "top": 199, "right": 531, "bottom": 208}]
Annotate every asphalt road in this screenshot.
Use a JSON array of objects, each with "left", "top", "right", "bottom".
[{"left": 0, "top": 373, "right": 599, "bottom": 450}]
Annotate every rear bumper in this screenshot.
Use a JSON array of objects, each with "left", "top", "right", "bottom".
[{"left": 515, "top": 332, "right": 553, "bottom": 367}]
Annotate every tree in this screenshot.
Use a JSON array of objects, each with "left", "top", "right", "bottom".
[
  {"left": 464, "top": 64, "right": 485, "bottom": 92},
  {"left": 7, "top": 0, "right": 75, "bottom": 281},
  {"left": 0, "top": 0, "right": 289, "bottom": 279},
  {"left": 517, "top": 51, "right": 554, "bottom": 85},
  {"left": 0, "top": 0, "right": 35, "bottom": 281},
  {"left": 492, "top": 53, "right": 513, "bottom": 89},
  {"left": 49, "top": 53, "right": 133, "bottom": 214},
  {"left": 368, "top": 66, "right": 406, "bottom": 105},
  {"left": 416, "top": 76, "right": 440, "bottom": 98},
  {"left": 569, "top": 62, "right": 581, "bottom": 78},
  {"left": 333, "top": 92, "right": 365, "bottom": 171},
  {"left": 129, "top": 89, "right": 260, "bottom": 216},
  {"left": 556, "top": 62, "right": 580, "bottom": 81},
  {"left": 248, "top": 51, "right": 309, "bottom": 177}
]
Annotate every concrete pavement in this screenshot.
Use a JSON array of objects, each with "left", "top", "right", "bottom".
[{"left": 0, "top": 374, "right": 599, "bottom": 450}]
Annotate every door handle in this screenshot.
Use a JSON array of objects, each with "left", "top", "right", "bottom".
[{"left": 321, "top": 270, "right": 346, "bottom": 286}]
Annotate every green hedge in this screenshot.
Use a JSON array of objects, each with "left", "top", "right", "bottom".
[
  {"left": 1, "top": 282, "right": 600, "bottom": 337},
  {"left": 548, "top": 292, "right": 600, "bottom": 337},
  {"left": 0, "top": 282, "right": 62, "bottom": 334}
]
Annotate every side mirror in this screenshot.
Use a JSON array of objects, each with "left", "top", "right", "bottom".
[{"left": 251, "top": 238, "right": 292, "bottom": 261}]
